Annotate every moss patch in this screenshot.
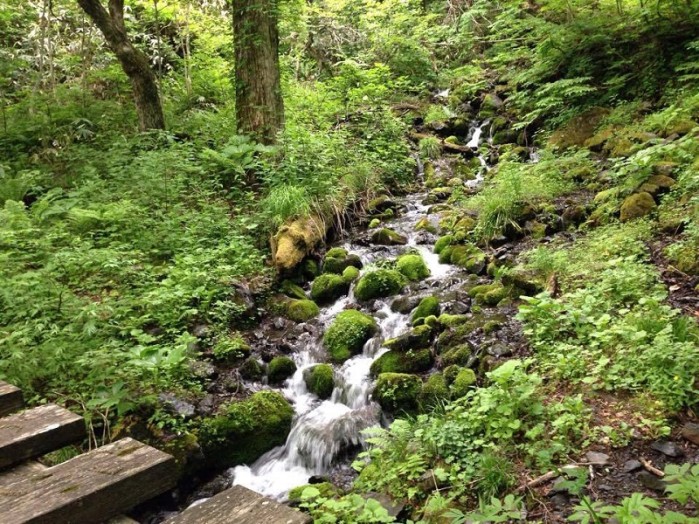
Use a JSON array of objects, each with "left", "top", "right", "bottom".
[
  {"left": 373, "top": 373, "right": 422, "bottom": 413},
  {"left": 268, "top": 356, "right": 297, "bottom": 384},
  {"left": 323, "top": 310, "right": 378, "bottom": 362},
  {"left": 354, "top": 269, "right": 406, "bottom": 301},
  {"left": 310, "top": 273, "right": 350, "bottom": 304},
  {"left": 303, "top": 364, "right": 335, "bottom": 399},
  {"left": 370, "top": 348, "right": 433, "bottom": 375},
  {"left": 286, "top": 299, "right": 320, "bottom": 322},
  {"left": 396, "top": 253, "right": 430, "bottom": 281}
]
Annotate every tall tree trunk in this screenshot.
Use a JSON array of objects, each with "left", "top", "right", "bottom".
[
  {"left": 77, "top": 0, "right": 165, "bottom": 131},
  {"left": 232, "top": 0, "right": 284, "bottom": 144}
]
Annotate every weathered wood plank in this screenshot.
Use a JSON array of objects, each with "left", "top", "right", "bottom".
[
  {"left": 0, "top": 404, "right": 85, "bottom": 470},
  {"left": 0, "top": 382, "right": 23, "bottom": 417},
  {"left": 164, "top": 485, "right": 311, "bottom": 524},
  {"left": 0, "top": 437, "right": 178, "bottom": 524}
]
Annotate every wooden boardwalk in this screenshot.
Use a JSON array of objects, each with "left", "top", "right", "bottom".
[{"left": 0, "top": 381, "right": 312, "bottom": 523}]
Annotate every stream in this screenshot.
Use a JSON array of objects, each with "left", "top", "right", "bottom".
[{"left": 212, "top": 120, "right": 491, "bottom": 501}]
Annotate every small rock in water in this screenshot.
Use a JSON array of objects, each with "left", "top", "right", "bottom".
[
  {"left": 585, "top": 451, "right": 610, "bottom": 465},
  {"left": 638, "top": 471, "right": 666, "bottom": 492},
  {"left": 651, "top": 440, "right": 684, "bottom": 458},
  {"left": 680, "top": 422, "right": 699, "bottom": 445},
  {"left": 623, "top": 459, "right": 642, "bottom": 473}
]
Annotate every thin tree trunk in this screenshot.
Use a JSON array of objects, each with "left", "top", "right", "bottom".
[
  {"left": 77, "top": 0, "right": 165, "bottom": 131},
  {"left": 232, "top": 0, "right": 284, "bottom": 144}
]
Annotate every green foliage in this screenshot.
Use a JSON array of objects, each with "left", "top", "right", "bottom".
[
  {"left": 419, "top": 137, "right": 441, "bottom": 160},
  {"left": 299, "top": 486, "right": 395, "bottom": 524}
]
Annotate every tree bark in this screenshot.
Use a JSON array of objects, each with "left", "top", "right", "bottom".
[
  {"left": 232, "top": 0, "right": 284, "bottom": 144},
  {"left": 77, "top": 0, "right": 165, "bottom": 131}
]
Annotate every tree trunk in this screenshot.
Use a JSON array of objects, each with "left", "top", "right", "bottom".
[
  {"left": 77, "top": 0, "right": 165, "bottom": 131},
  {"left": 232, "top": 0, "right": 284, "bottom": 144}
]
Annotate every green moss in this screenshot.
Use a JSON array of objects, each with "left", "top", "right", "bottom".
[
  {"left": 441, "top": 344, "right": 472, "bottom": 367},
  {"left": 412, "top": 296, "right": 441, "bottom": 324},
  {"left": 325, "top": 247, "right": 348, "bottom": 259},
  {"left": 370, "top": 348, "right": 433, "bottom": 375},
  {"left": 443, "top": 364, "right": 460, "bottom": 384},
  {"left": 303, "top": 364, "right": 335, "bottom": 399},
  {"left": 286, "top": 299, "right": 320, "bottom": 322},
  {"left": 396, "top": 254, "right": 430, "bottom": 281},
  {"left": 322, "top": 250, "right": 363, "bottom": 274},
  {"left": 199, "top": 391, "right": 294, "bottom": 467},
  {"left": 280, "top": 280, "right": 307, "bottom": 300},
  {"left": 437, "top": 313, "right": 469, "bottom": 327},
  {"left": 383, "top": 324, "right": 433, "bottom": 352},
  {"left": 424, "top": 315, "right": 440, "bottom": 329},
  {"left": 468, "top": 284, "right": 508, "bottom": 306},
  {"left": 438, "top": 245, "right": 454, "bottom": 263},
  {"left": 370, "top": 228, "right": 407, "bottom": 246},
  {"left": 323, "top": 310, "right": 377, "bottom": 362},
  {"left": 419, "top": 373, "right": 449, "bottom": 410},
  {"left": 268, "top": 356, "right": 297, "bottom": 384},
  {"left": 415, "top": 217, "right": 437, "bottom": 233},
  {"left": 451, "top": 368, "right": 477, "bottom": 398},
  {"left": 342, "top": 266, "right": 360, "bottom": 283},
  {"left": 310, "top": 273, "right": 350, "bottom": 304},
  {"left": 212, "top": 333, "right": 250, "bottom": 362},
  {"left": 373, "top": 373, "right": 422, "bottom": 413},
  {"left": 354, "top": 269, "right": 405, "bottom": 301},
  {"left": 369, "top": 218, "right": 381, "bottom": 229},
  {"left": 239, "top": 357, "right": 264, "bottom": 380},
  {"left": 620, "top": 192, "right": 656, "bottom": 222},
  {"left": 449, "top": 244, "right": 486, "bottom": 274}
]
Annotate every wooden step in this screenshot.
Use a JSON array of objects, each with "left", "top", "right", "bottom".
[
  {"left": 164, "top": 485, "right": 311, "bottom": 524},
  {"left": 0, "top": 382, "right": 23, "bottom": 417},
  {"left": 0, "top": 404, "right": 85, "bottom": 470},
  {"left": 0, "top": 437, "right": 178, "bottom": 524}
]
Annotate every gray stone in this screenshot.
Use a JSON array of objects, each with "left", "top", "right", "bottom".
[
  {"left": 159, "top": 393, "right": 196, "bottom": 419},
  {"left": 681, "top": 423, "right": 699, "bottom": 445},
  {"left": 651, "top": 441, "right": 684, "bottom": 458},
  {"left": 638, "top": 471, "right": 666, "bottom": 492},
  {"left": 623, "top": 459, "right": 642, "bottom": 473},
  {"left": 585, "top": 451, "right": 610, "bottom": 465}
]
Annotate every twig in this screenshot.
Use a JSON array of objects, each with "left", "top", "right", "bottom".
[{"left": 640, "top": 458, "right": 665, "bottom": 477}]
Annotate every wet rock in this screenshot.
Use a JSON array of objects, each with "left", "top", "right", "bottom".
[
  {"left": 638, "top": 471, "right": 666, "bottom": 492},
  {"left": 651, "top": 440, "right": 684, "bottom": 458},
  {"left": 267, "top": 356, "right": 297, "bottom": 384},
  {"left": 197, "top": 394, "right": 217, "bottom": 416},
  {"left": 585, "top": 451, "right": 610, "bottom": 465},
  {"left": 487, "top": 342, "right": 512, "bottom": 358},
  {"left": 370, "top": 228, "right": 408, "bottom": 246},
  {"left": 310, "top": 273, "right": 351, "bottom": 304},
  {"left": 159, "top": 393, "right": 196, "bottom": 419},
  {"left": 190, "top": 360, "right": 217, "bottom": 380},
  {"left": 681, "top": 422, "right": 699, "bottom": 445},
  {"left": 623, "top": 459, "right": 642, "bottom": 473},
  {"left": 273, "top": 317, "right": 288, "bottom": 330}
]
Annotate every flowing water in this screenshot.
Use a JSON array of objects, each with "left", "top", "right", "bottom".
[{"left": 223, "top": 121, "right": 491, "bottom": 501}]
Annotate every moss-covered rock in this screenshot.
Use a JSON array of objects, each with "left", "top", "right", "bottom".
[
  {"left": 468, "top": 284, "right": 508, "bottom": 306},
  {"left": 450, "top": 368, "right": 477, "bottom": 399},
  {"left": 424, "top": 187, "right": 453, "bottom": 205},
  {"left": 370, "top": 228, "right": 408, "bottom": 246},
  {"left": 383, "top": 324, "right": 433, "bottom": 352},
  {"left": 310, "top": 273, "right": 351, "bottom": 304},
  {"left": 412, "top": 296, "right": 441, "bottom": 324},
  {"left": 443, "top": 364, "right": 460, "bottom": 385},
  {"left": 438, "top": 245, "right": 454, "bottom": 264},
  {"left": 288, "top": 482, "right": 338, "bottom": 504},
  {"left": 501, "top": 269, "right": 545, "bottom": 296},
  {"left": 479, "top": 93, "right": 503, "bottom": 118},
  {"left": 372, "top": 373, "right": 422, "bottom": 413},
  {"left": 326, "top": 247, "right": 348, "bottom": 259},
  {"left": 620, "top": 192, "right": 656, "bottom": 222},
  {"left": 354, "top": 269, "right": 405, "bottom": 301},
  {"left": 370, "top": 348, "right": 433, "bottom": 375},
  {"left": 323, "top": 310, "right": 377, "bottom": 362},
  {"left": 419, "top": 373, "right": 449, "bottom": 410},
  {"left": 441, "top": 344, "right": 472, "bottom": 367},
  {"left": 396, "top": 253, "right": 430, "bottom": 281},
  {"left": 281, "top": 280, "right": 307, "bottom": 300},
  {"left": 549, "top": 107, "right": 610, "bottom": 150},
  {"left": 415, "top": 217, "right": 438, "bottom": 233},
  {"left": 638, "top": 174, "right": 675, "bottom": 196},
  {"left": 303, "top": 364, "right": 335, "bottom": 399},
  {"left": 449, "top": 244, "right": 486, "bottom": 274},
  {"left": 322, "top": 249, "right": 363, "bottom": 274},
  {"left": 273, "top": 216, "right": 326, "bottom": 272},
  {"left": 268, "top": 356, "right": 297, "bottom": 384},
  {"left": 239, "top": 357, "right": 264, "bottom": 381},
  {"left": 367, "top": 195, "right": 397, "bottom": 215},
  {"left": 434, "top": 235, "right": 454, "bottom": 254},
  {"left": 437, "top": 313, "right": 470, "bottom": 327},
  {"left": 368, "top": 218, "right": 381, "bottom": 229},
  {"left": 286, "top": 299, "right": 320, "bottom": 322},
  {"left": 199, "top": 391, "right": 294, "bottom": 467},
  {"left": 342, "top": 266, "right": 360, "bottom": 283}
]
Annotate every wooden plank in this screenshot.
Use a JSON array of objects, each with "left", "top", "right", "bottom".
[
  {"left": 164, "top": 485, "right": 311, "bottom": 524},
  {"left": 0, "top": 437, "right": 178, "bottom": 524},
  {"left": 0, "top": 382, "right": 23, "bottom": 417},
  {"left": 0, "top": 404, "right": 85, "bottom": 470}
]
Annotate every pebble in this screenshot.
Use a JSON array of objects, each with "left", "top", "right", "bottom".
[
  {"left": 623, "top": 459, "right": 642, "bottom": 473},
  {"left": 651, "top": 440, "right": 684, "bottom": 458},
  {"left": 681, "top": 422, "right": 699, "bottom": 446},
  {"left": 585, "top": 451, "right": 610, "bottom": 465}
]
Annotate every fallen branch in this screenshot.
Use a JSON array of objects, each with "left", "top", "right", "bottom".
[
  {"left": 516, "top": 470, "right": 558, "bottom": 492},
  {"left": 640, "top": 458, "right": 665, "bottom": 477}
]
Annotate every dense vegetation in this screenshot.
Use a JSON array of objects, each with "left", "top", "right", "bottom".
[{"left": 1, "top": 0, "right": 698, "bottom": 522}]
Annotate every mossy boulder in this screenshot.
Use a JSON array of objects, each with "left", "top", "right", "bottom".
[
  {"left": 367, "top": 195, "right": 397, "bottom": 215},
  {"left": 437, "top": 313, "right": 470, "bottom": 327},
  {"left": 322, "top": 249, "right": 363, "bottom": 274},
  {"left": 280, "top": 280, "right": 307, "bottom": 300},
  {"left": 468, "top": 284, "right": 508, "bottom": 306},
  {"left": 396, "top": 254, "right": 430, "bottom": 282},
  {"left": 384, "top": 324, "right": 433, "bottom": 352},
  {"left": 354, "top": 269, "right": 405, "bottom": 301},
  {"left": 370, "top": 228, "right": 408, "bottom": 246},
  {"left": 268, "top": 356, "right": 297, "bottom": 384},
  {"left": 434, "top": 235, "right": 454, "bottom": 254},
  {"left": 449, "top": 244, "right": 486, "bottom": 274},
  {"left": 620, "top": 192, "right": 656, "bottom": 222},
  {"left": 424, "top": 187, "right": 453, "bottom": 205},
  {"left": 286, "top": 299, "right": 320, "bottom": 322},
  {"left": 549, "top": 108, "right": 610, "bottom": 150},
  {"left": 199, "top": 391, "right": 294, "bottom": 467},
  {"left": 370, "top": 348, "right": 433, "bottom": 375},
  {"left": 501, "top": 269, "right": 545, "bottom": 296},
  {"left": 342, "top": 266, "right": 360, "bottom": 283},
  {"left": 419, "top": 373, "right": 449, "bottom": 410},
  {"left": 638, "top": 175, "right": 675, "bottom": 196},
  {"left": 450, "top": 368, "right": 477, "bottom": 399},
  {"left": 479, "top": 93, "right": 503, "bottom": 118},
  {"left": 239, "top": 357, "right": 264, "bottom": 381},
  {"left": 303, "top": 364, "right": 335, "bottom": 399},
  {"left": 373, "top": 373, "right": 422, "bottom": 413},
  {"left": 273, "top": 216, "right": 326, "bottom": 272},
  {"left": 411, "top": 296, "right": 441, "bottom": 324},
  {"left": 441, "top": 344, "right": 472, "bottom": 367},
  {"left": 323, "top": 310, "right": 377, "bottom": 363},
  {"left": 310, "top": 273, "right": 351, "bottom": 304}
]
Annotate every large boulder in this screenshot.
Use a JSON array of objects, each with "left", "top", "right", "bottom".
[
  {"left": 370, "top": 228, "right": 408, "bottom": 246},
  {"left": 310, "top": 273, "right": 350, "bottom": 304},
  {"left": 396, "top": 253, "right": 430, "bottom": 281},
  {"left": 199, "top": 391, "right": 294, "bottom": 467},
  {"left": 286, "top": 299, "right": 320, "bottom": 322},
  {"left": 370, "top": 348, "right": 433, "bottom": 375},
  {"left": 272, "top": 216, "right": 326, "bottom": 272},
  {"left": 620, "top": 192, "right": 656, "bottom": 222},
  {"left": 354, "top": 269, "right": 406, "bottom": 301},
  {"left": 372, "top": 373, "right": 422, "bottom": 413},
  {"left": 323, "top": 310, "right": 378, "bottom": 362}
]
